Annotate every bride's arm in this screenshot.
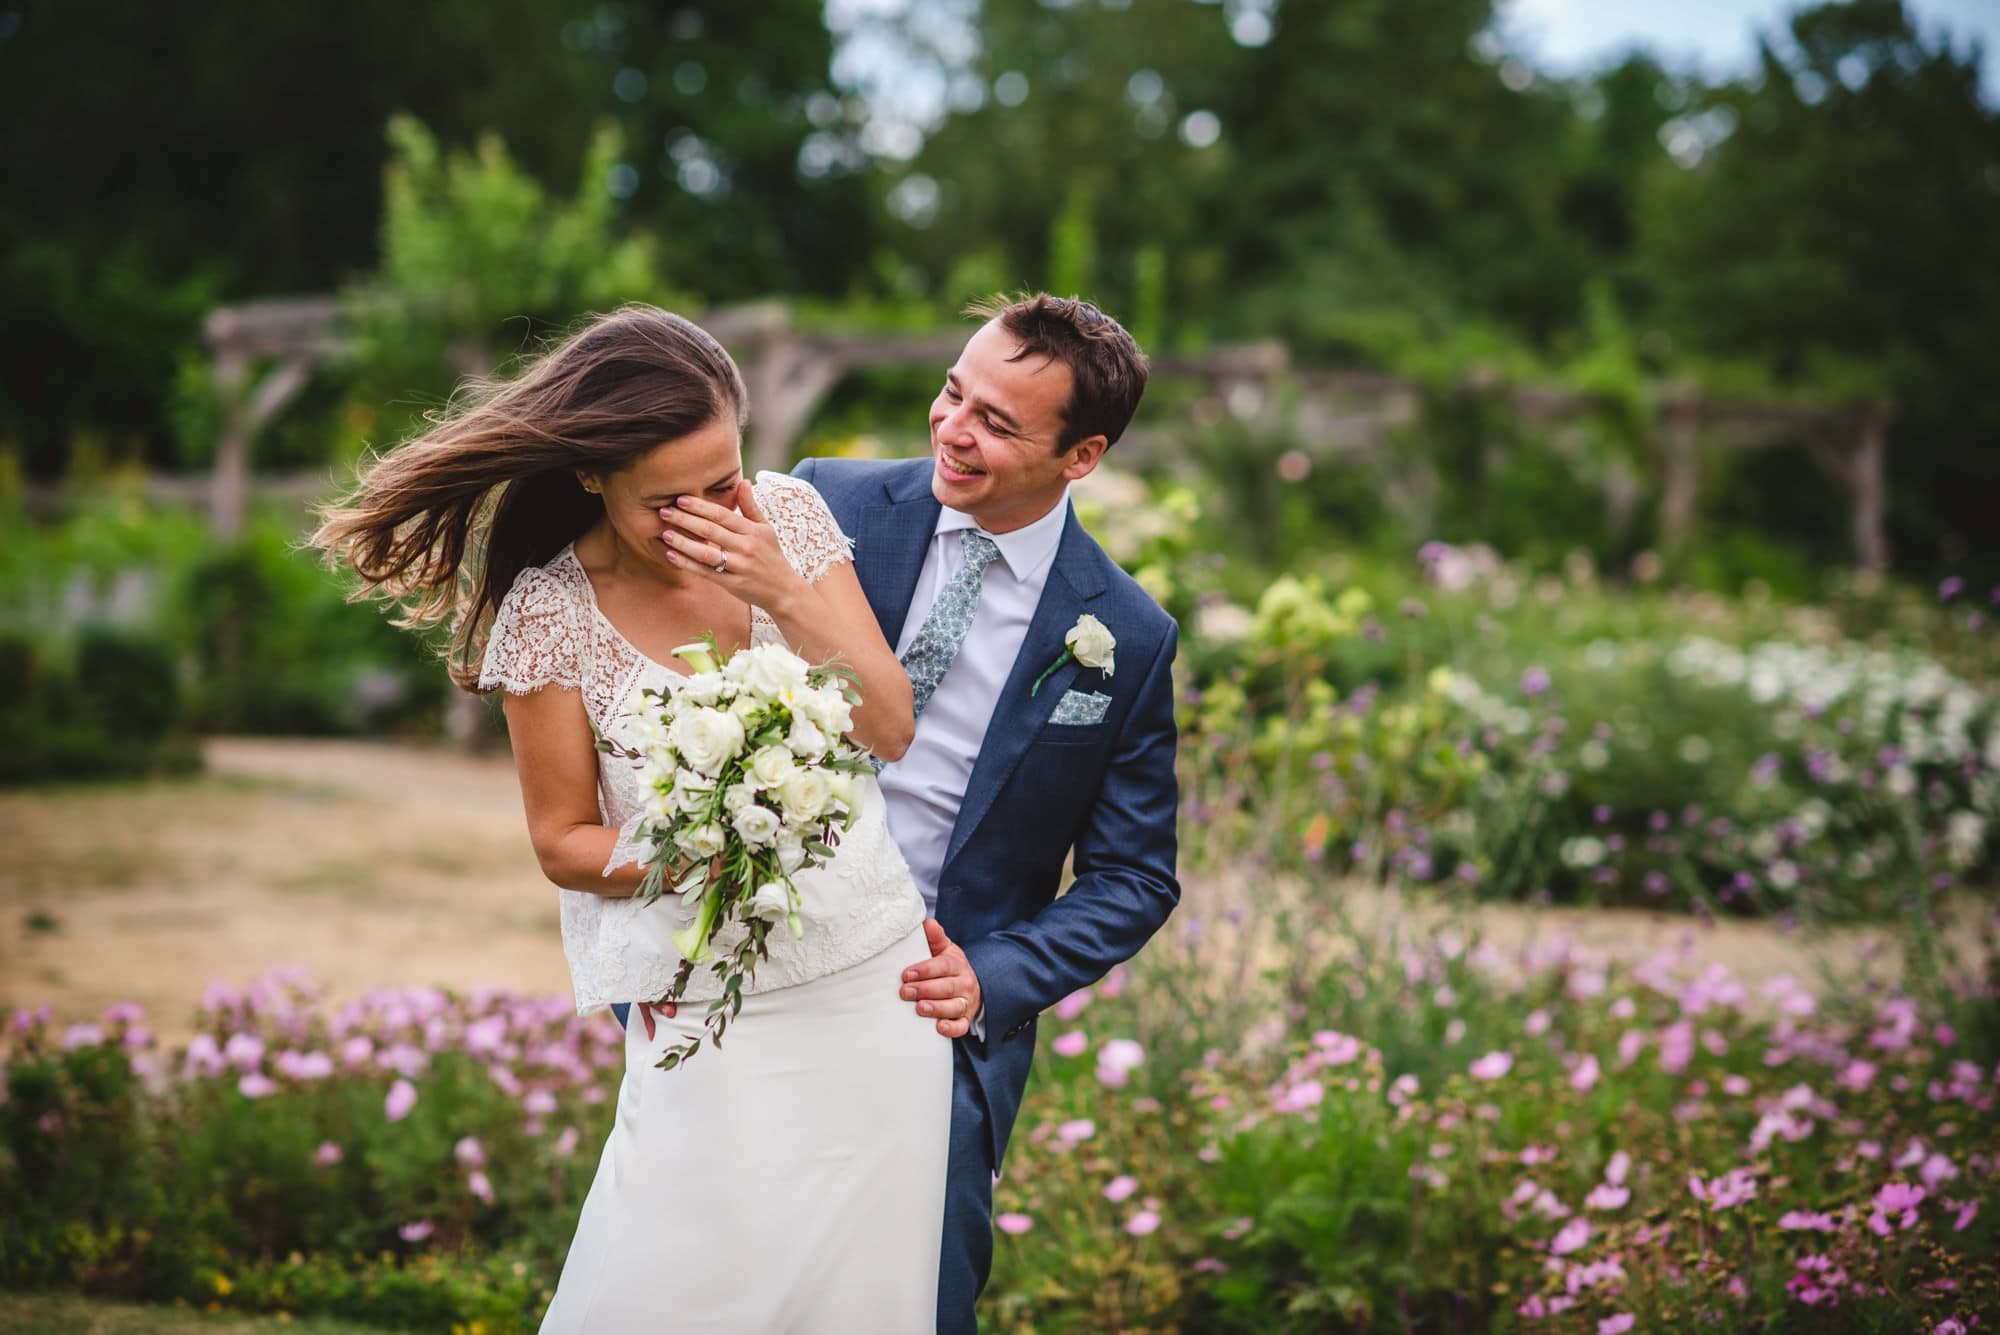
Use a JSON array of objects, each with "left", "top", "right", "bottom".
[{"left": 501, "top": 686, "right": 680, "bottom": 896}]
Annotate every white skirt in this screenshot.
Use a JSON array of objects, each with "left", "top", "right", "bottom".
[{"left": 540, "top": 924, "right": 953, "bottom": 1334}]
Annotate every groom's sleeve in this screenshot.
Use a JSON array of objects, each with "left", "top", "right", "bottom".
[{"left": 962, "top": 622, "right": 1181, "bottom": 1045}]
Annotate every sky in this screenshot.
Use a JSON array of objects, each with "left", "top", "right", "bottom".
[{"left": 1499, "top": 0, "right": 1998, "bottom": 98}]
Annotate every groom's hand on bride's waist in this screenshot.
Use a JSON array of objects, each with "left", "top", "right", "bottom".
[{"left": 902, "top": 918, "right": 982, "bottom": 1039}]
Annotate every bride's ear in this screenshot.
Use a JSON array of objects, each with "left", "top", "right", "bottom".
[{"left": 576, "top": 470, "right": 603, "bottom": 496}]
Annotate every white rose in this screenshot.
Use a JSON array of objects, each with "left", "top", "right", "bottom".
[
  {"left": 730, "top": 694, "right": 765, "bottom": 727},
  {"left": 679, "top": 671, "right": 727, "bottom": 706},
  {"left": 787, "top": 714, "right": 828, "bottom": 760},
  {"left": 1067, "top": 614, "right": 1116, "bottom": 675},
  {"left": 748, "top": 745, "right": 796, "bottom": 790},
  {"left": 777, "top": 768, "right": 831, "bottom": 824},
  {"left": 732, "top": 804, "right": 783, "bottom": 846},
  {"left": 675, "top": 822, "right": 726, "bottom": 860},
  {"left": 722, "top": 782, "right": 759, "bottom": 815},
  {"left": 670, "top": 706, "right": 746, "bottom": 778},
  {"left": 749, "top": 881, "right": 792, "bottom": 922},
  {"left": 741, "top": 644, "right": 811, "bottom": 700}
]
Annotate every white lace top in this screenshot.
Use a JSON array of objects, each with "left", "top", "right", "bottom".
[{"left": 477, "top": 471, "right": 925, "bottom": 1015}]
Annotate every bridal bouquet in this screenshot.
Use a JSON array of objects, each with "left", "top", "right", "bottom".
[{"left": 601, "top": 637, "right": 872, "bottom": 1070}]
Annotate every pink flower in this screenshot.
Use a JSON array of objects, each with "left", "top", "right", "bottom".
[
  {"left": 467, "top": 1170, "right": 494, "bottom": 1205},
  {"left": 554, "top": 1126, "right": 581, "bottom": 1158},
  {"left": 523, "top": 1088, "right": 558, "bottom": 1116},
  {"left": 1275, "top": 1080, "right": 1324, "bottom": 1114},
  {"left": 1313, "top": 1030, "right": 1364, "bottom": 1065},
  {"left": 1051, "top": 1031, "right": 1088, "bottom": 1058},
  {"left": 1550, "top": 1217, "right": 1591, "bottom": 1256},
  {"left": 1585, "top": 1184, "right": 1630, "bottom": 1211},
  {"left": 384, "top": 1078, "right": 418, "bottom": 1122},
  {"left": 237, "top": 1073, "right": 279, "bottom": 1099},
  {"left": 313, "top": 1141, "right": 343, "bottom": 1167},
  {"left": 1604, "top": 1150, "right": 1631, "bottom": 1185},
  {"left": 62, "top": 1024, "right": 104, "bottom": 1051},
  {"left": 1096, "top": 1038, "right": 1145, "bottom": 1087},
  {"left": 1057, "top": 1118, "right": 1096, "bottom": 1143},
  {"left": 1054, "top": 989, "right": 1092, "bottom": 1020},
  {"left": 1920, "top": 1153, "right": 1959, "bottom": 1192},
  {"left": 1125, "top": 1210, "right": 1161, "bottom": 1236},
  {"left": 1469, "top": 1051, "right": 1513, "bottom": 1081},
  {"left": 1570, "top": 1055, "right": 1600, "bottom": 1092},
  {"left": 454, "top": 1136, "right": 486, "bottom": 1168},
  {"left": 995, "top": 1212, "right": 1033, "bottom": 1235},
  {"left": 1221, "top": 1217, "right": 1253, "bottom": 1240},
  {"left": 1869, "top": 1181, "right": 1925, "bottom": 1234},
  {"left": 1103, "top": 1175, "right": 1138, "bottom": 1203},
  {"left": 1778, "top": 1210, "right": 1839, "bottom": 1232},
  {"left": 1688, "top": 1169, "right": 1757, "bottom": 1211},
  {"left": 1599, "top": 1316, "right": 1635, "bottom": 1335},
  {"left": 398, "top": 1220, "right": 434, "bottom": 1243},
  {"left": 1193, "top": 1257, "right": 1229, "bottom": 1275},
  {"left": 222, "top": 1032, "right": 264, "bottom": 1070},
  {"left": 1953, "top": 1200, "right": 1978, "bottom": 1231}
]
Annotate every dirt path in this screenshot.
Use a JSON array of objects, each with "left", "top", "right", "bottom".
[{"left": 1, "top": 739, "right": 1984, "bottom": 1038}]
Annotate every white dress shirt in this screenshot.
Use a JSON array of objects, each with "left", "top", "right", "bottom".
[{"left": 878, "top": 490, "right": 1071, "bottom": 916}]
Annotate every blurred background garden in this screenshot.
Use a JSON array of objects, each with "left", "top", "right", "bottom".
[{"left": 2, "top": 0, "right": 1997, "bottom": 1329}]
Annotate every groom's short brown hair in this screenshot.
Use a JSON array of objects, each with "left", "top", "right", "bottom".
[{"left": 965, "top": 293, "right": 1149, "bottom": 451}]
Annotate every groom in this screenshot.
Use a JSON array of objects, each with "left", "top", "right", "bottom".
[{"left": 795, "top": 293, "right": 1181, "bottom": 1332}]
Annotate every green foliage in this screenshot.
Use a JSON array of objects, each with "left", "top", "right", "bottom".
[{"left": 340, "top": 116, "right": 673, "bottom": 449}]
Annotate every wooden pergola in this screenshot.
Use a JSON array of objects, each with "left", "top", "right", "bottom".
[{"left": 193, "top": 296, "right": 1892, "bottom": 570}]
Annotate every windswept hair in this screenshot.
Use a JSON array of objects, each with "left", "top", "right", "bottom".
[
  {"left": 965, "top": 292, "right": 1149, "bottom": 450},
  {"left": 310, "top": 306, "right": 748, "bottom": 691}
]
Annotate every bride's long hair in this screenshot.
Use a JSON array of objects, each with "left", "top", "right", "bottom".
[{"left": 311, "top": 305, "right": 749, "bottom": 691}]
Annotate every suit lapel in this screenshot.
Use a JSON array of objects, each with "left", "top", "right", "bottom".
[
  {"left": 942, "top": 510, "right": 1109, "bottom": 873},
  {"left": 853, "top": 466, "right": 941, "bottom": 647}
]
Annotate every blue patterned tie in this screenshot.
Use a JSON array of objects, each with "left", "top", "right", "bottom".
[{"left": 902, "top": 530, "right": 1002, "bottom": 720}]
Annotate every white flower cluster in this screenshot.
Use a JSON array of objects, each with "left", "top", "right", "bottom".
[{"left": 619, "top": 640, "right": 867, "bottom": 963}]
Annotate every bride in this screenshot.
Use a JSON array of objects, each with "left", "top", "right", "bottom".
[{"left": 313, "top": 306, "right": 950, "bottom": 1332}]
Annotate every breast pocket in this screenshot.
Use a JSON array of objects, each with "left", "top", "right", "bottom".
[{"left": 1039, "top": 689, "right": 1112, "bottom": 745}]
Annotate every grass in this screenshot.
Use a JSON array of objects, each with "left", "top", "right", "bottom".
[{"left": 0, "top": 1292, "right": 400, "bottom": 1334}]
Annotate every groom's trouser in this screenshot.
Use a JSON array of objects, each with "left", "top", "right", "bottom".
[{"left": 938, "top": 1040, "right": 998, "bottom": 1335}]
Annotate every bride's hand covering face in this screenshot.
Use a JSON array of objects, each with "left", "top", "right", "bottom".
[{"left": 656, "top": 480, "right": 810, "bottom": 617}]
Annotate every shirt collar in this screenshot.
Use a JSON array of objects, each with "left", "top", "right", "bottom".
[{"left": 935, "top": 489, "right": 1070, "bottom": 581}]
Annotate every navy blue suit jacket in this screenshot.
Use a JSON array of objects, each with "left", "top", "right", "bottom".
[{"left": 793, "top": 455, "right": 1181, "bottom": 1166}]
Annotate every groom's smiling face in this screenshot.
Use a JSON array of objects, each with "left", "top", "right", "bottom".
[{"left": 927, "top": 319, "right": 1106, "bottom": 535}]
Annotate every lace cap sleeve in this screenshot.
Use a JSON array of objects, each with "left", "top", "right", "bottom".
[
  {"left": 478, "top": 562, "right": 587, "bottom": 694},
  {"left": 755, "top": 471, "right": 854, "bottom": 585}
]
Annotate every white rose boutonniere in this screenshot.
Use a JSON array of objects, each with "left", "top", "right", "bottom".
[{"left": 1031, "top": 613, "right": 1117, "bottom": 696}]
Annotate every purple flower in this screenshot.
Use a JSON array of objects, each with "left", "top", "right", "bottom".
[
  {"left": 1521, "top": 667, "right": 1551, "bottom": 696},
  {"left": 1938, "top": 576, "right": 1963, "bottom": 600}
]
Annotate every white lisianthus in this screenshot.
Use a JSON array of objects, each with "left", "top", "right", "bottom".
[
  {"left": 672, "top": 768, "right": 717, "bottom": 815},
  {"left": 787, "top": 714, "right": 828, "bottom": 760},
  {"left": 748, "top": 745, "right": 796, "bottom": 790},
  {"left": 804, "top": 686, "right": 854, "bottom": 737},
  {"left": 679, "top": 671, "right": 727, "bottom": 706},
  {"left": 644, "top": 788, "right": 675, "bottom": 824},
  {"left": 722, "top": 782, "right": 759, "bottom": 815},
  {"left": 777, "top": 768, "right": 832, "bottom": 823},
  {"left": 774, "top": 833, "right": 808, "bottom": 873},
  {"left": 742, "top": 643, "right": 811, "bottom": 699},
  {"left": 1066, "top": 614, "right": 1116, "bottom": 676},
  {"left": 675, "top": 822, "right": 727, "bottom": 860},
  {"left": 825, "top": 770, "right": 860, "bottom": 816},
  {"left": 731, "top": 804, "right": 782, "bottom": 847},
  {"left": 729, "top": 694, "right": 764, "bottom": 726},
  {"left": 749, "top": 882, "right": 791, "bottom": 923},
  {"left": 671, "top": 706, "right": 746, "bottom": 778}
]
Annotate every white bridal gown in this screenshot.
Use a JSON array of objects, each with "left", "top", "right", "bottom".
[{"left": 479, "top": 473, "right": 951, "bottom": 1334}]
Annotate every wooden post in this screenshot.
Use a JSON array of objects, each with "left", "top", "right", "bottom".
[
  {"left": 1850, "top": 403, "right": 1890, "bottom": 573},
  {"left": 1656, "top": 387, "right": 1702, "bottom": 559}
]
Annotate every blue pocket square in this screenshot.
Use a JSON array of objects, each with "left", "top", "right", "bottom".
[{"left": 1049, "top": 689, "right": 1111, "bottom": 726}]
